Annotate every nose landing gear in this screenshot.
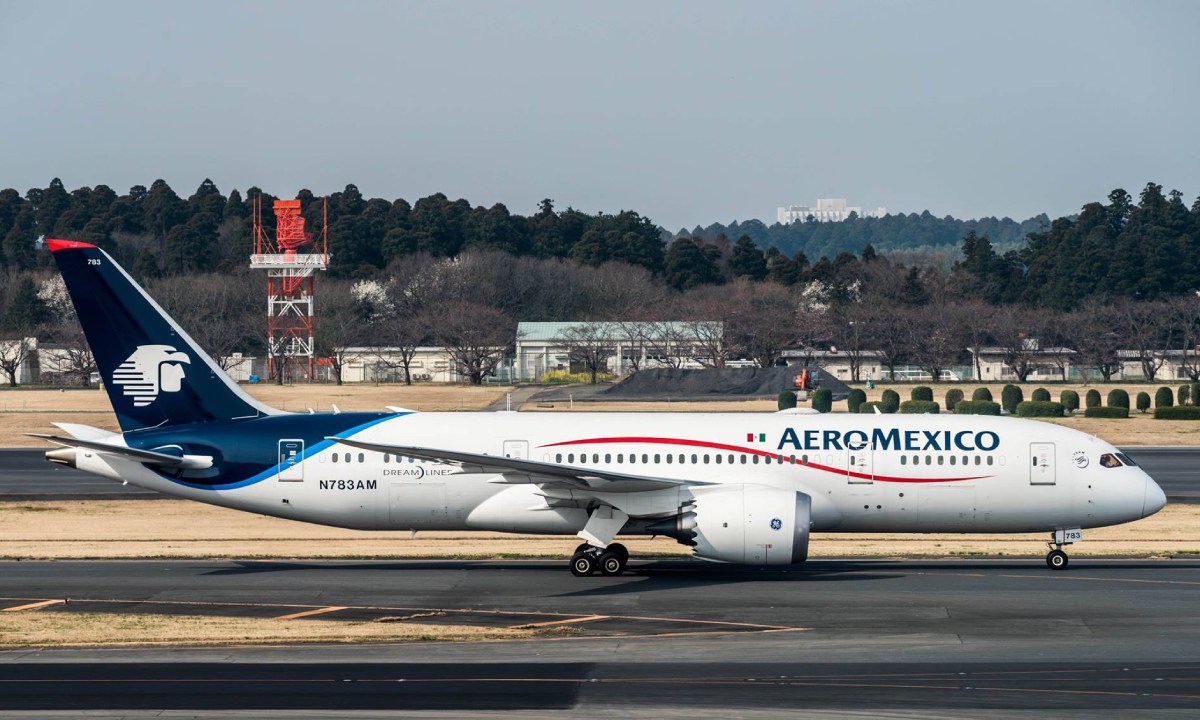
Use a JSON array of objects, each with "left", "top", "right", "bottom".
[{"left": 1046, "top": 528, "right": 1081, "bottom": 571}]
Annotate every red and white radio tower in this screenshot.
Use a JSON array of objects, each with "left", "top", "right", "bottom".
[{"left": 250, "top": 195, "right": 328, "bottom": 382}]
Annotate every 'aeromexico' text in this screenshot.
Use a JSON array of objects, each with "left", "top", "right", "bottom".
[{"left": 777, "top": 428, "right": 1000, "bottom": 452}]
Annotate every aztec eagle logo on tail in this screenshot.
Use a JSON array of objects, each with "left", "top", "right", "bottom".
[{"left": 111, "top": 344, "right": 190, "bottom": 407}]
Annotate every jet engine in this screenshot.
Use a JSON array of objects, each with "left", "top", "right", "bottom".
[{"left": 648, "top": 485, "right": 811, "bottom": 565}]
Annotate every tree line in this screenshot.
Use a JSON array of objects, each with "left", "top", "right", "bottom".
[{"left": 0, "top": 178, "right": 1197, "bottom": 386}]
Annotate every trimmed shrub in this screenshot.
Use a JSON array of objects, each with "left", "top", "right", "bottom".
[
  {"left": 1155, "top": 386, "right": 1174, "bottom": 408},
  {"left": 1031, "top": 387, "right": 1050, "bottom": 402},
  {"left": 1136, "top": 391, "right": 1151, "bottom": 413},
  {"left": 1193, "top": 383, "right": 1200, "bottom": 406},
  {"left": 1016, "top": 400, "right": 1065, "bottom": 417},
  {"left": 1154, "top": 405, "right": 1200, "bottom": 420},
  {"left": 911, "top": 386, "right": 933, "bottom": 402},
  {"left": 1179, "top": 385, "right": 1191, "bottom": 406},
  {"left": 944, "top": 388, "right": 964, "bottom": 412},
  {"left": 953, "top": 400, "right": 1002, "bottom": 415},
  {"left": 1001, "top": 384, "right": 1023, "bottom": 414},
  {"left": 1085, "top": 406, "right": 1128, "bottom": 419},
  {"left": 1107, "top": 388, "right": 1129, "bottom": 409},
  {"left": 899, "top": 400, "right": 940, "bottom": 414},
  {"left": 777, "top": 390, "right": 797, "bottom": 410},
  {"left": 858, "top": 401, "right": 894, "bottom": 414},
  {"left": 847, "top": 388, "right": 867, "bottom": 413},
  {"left": 1085, "top": 389, "right": 1102, "bottom": 409},
  {"left": 881, "top": 389, "right": 900, "bottom": 412},
  {"left": 972, "top": 387, "right": 993, "bottom": 401},
  {"left": 1060, "top": 390, "right": 1080, "bottom": 414},
  {"left": 812, "top": 388, "right": 833, "bottom": 413}
]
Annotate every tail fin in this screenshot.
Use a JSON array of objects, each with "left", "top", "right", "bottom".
[{"left": 48, "top": 239, "right": 280, "bottom": 431}]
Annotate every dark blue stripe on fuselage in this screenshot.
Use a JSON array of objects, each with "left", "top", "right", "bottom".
[{"left": 124, "top": 412, "right": 404, "bottom": 490}]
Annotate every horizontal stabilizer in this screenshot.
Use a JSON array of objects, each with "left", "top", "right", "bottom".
[{"left": 25, "top": 433, "right": 213, "bottom": 469}]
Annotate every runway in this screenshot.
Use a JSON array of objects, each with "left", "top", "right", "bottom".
[
  {"left": 2, "top": 558, "right": 1199, "bottom": 715},
  {"left": 1, "top": 445, "right": 1197, "bottom": 501}
]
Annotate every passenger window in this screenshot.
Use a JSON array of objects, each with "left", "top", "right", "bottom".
[
  {"left": 344, "top": 453, "right": 351, "bottom": 463},
  {"left": 715, "top": 455, "right": 722, "bottom": 464},
  {"left": 691, "top": 454, "right": 698, "bottom": 464},
  {"left": 752, "top": 455, "right": 760, "bottom": 465},
  {"left": 703, "top": 454, "right": 710, "bottom": 464},
  {"left": 986, "top": 456, "right": 994, "bottom": 466},
  {"left": 332, "top": 453, "right": 338, "bottom": 463},
  {"left": 740, "top": 455, "right": 747, "bottom": 465},
  {"left": 556, "top": 453, "right": 562, "bottom": 463},
  {"left": 937, "top": 456, "right": 944, "bottom": 465},
  {"left": 666, "top": 454, "right": 673, "bottom": 464},
  {"left": 568, "top": 453, "right": 575, "bottom": 463},
  {"left": 358, "top": 453, "right": 365, "bottom": 463},
  {"left": 975, "top": 456, "right": 981, "bottom": 465},
  {"left": 801, "top": 454, "right": 808, "bottom": 464},
  {"left": 728, "top": 454, "right": 735, "bottom": 464},
  {"left": 925, "top": 455, "right": 931, "bottom": 465},
  {"left": 766, "top": 455, "right": 772, "bottom": 465},
  {"left": 654, "top": 454, "right": 660, "bottom": 463},
  {"left": 592, "top": 454, "right": 599, "bottom": 464},
  {"left": 644, "top": 454, "right": 650, "bottom": 463},
  {"left": 605, "top": 454, "right": 611, "bottom": 463},
  {"left": 950, "top": 456, "right": 956, "bottom": 465},
  {"left": 901, "top": 456, "right": 907, "bottom": 466},
  {"left": 617, "top": 454, "right": 623, "bottom": 463}
]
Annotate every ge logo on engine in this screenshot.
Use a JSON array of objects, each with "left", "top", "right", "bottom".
[{"left": 770, "top": 518, "right": 782, "bottom": 531}]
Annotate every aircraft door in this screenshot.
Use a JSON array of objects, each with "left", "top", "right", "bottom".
[
  {"left": 847, "top": 445, "right": 873, "bottom": 484},
  {"left": 278, "top": 439, "right": 304, "bottom": 481},
  {"left": 502, "top": 440, "right": 529, "bottom": 460},
  {"left": 1030, "top": 442, "right": 1055, "bottom": 485}
]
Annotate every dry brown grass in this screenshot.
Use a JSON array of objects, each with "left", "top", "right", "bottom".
[
  {"left": 1, "top": 500, "right": 1195, "bottom": 560},
  {"left": 0, "top": 611, "right": 533, "bottom": 648}
]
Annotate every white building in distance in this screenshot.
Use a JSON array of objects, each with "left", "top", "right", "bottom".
[{"left": 777, "top": 198, "right": 886, "bottom": 224}]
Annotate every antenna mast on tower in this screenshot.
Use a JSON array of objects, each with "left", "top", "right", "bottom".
[{"left": 250, "top": 195, "right": 329, "bottom": 382}]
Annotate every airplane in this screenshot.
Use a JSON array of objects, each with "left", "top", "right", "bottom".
[{"left": 33, "top": 238, "right": 1167, "bottom": 575}]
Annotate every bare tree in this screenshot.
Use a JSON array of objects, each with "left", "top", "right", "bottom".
[
  {"left": 436, "top": 301, "right": 516, "bottom": 385},
  {"left": 148, "top": 273, "right": 260, "bottom": 373},
  {"left": 556, "top": 322, "right": 615, "bottom": 383},
  {"left": 906, "top": 301, "right": 962, "bottom": 382},
  {"left": 1120, "top": 300, "right": 1169, "bottom": 382},
  {"left": 0, "top": 336, "right": 33, "bottom": 386},
  {"left": 43, "top": 326, "right": 96, "bottom": 386},
  {"left": 1166, "top": 295, "right": 1200, "bottom": 381},
  {"left": 1070, "top": 301, "right": 1124, "bottom": 382},
  {"left": 992, "top": 305, "right": 1052, "bottom": 382},
  {"left": 863, "top": 304, "right": 913, "bottom": 381},
  {"left": 724, "top": 282, "right": 799, "bottom": 368},
  {"left": 315, "top": 282, "right": 368, "bottom": 386},
  {"left": 956, "top": 299, "right": 996, "bottom": 382}
]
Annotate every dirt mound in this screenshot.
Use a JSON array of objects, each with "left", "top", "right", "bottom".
[{"left": 603, "top": 366, "right": 850, "bottom": 400}]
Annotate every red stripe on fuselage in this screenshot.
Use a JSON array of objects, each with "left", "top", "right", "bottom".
[{"left": 537, "top": 436, "right": 989, "bottom": 484}]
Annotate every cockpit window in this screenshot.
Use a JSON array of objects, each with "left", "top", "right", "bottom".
[
  {"left": 1099, "top": 453, "right": 1122, "bottom": 469},
  {"left": 1115, "top": 452, "right": 1137, "bottom": 467}
]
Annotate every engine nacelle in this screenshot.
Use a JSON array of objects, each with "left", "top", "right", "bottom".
[{"left": 653, "top": 485, "right": 811, "bottom": 565}]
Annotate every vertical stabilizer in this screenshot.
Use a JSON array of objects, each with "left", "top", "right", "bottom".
[{"left": 48, "top": 239, "right": 280, "bottom": 431}]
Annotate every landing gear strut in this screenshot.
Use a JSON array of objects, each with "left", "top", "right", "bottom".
[
  {"left": 570, "top": 542, "right": 628, "bottom": 576},
  {"left": 1046, "top": 528, "right": 1080, "bottom": 571}
]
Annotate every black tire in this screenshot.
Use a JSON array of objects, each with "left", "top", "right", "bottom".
[
  {"left": 571, "top": 552, "right": 597, "bottom": 577},
  {"left": 607, "top": 543, "right": 629, "bottom": 561},
  {"left": 1047, "top": 549, "right": 1068, "bottom": 571},
  {"left": 575, "top": 542, "right": 591, "bottom": 554},
  {"left": 598, "top": 551, "right": 625, "bottom": 576}
]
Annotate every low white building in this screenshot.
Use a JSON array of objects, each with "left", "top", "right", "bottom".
[
  {"left": 515, "top": 321, "right": 726, "bottom": 381},
  {"left": 781, "top": 348, "right": 885, "bottom": 382},
  {"left": 968, "top": 347, "right": 1075, "bottom": 382},
  {"left": 0, "top": 337, "right": 38, "bottom": 384},
  {"left": 777, "top": 198, "right": 886, "bottom": 224},
  {"left": 339, "top": 347, "right": 464, "bottom": 384}
]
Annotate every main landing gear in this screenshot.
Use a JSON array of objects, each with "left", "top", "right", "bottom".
[{"left": 571, "top": 542, "right": 629, "bottom": 577}]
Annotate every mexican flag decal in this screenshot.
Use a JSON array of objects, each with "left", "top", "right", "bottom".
[{"left": 746, "top": 432, "right": 767, "bottom": 443}]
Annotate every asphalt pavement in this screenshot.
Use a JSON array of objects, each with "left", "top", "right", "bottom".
[{"left": 1, "top": 558, "right": 1198, "bottom": 715}]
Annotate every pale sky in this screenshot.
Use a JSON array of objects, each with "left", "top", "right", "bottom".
[{"left": 2, "top": 1, "right": 1197, "bottom": 230}]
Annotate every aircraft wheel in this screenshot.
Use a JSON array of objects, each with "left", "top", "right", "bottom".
[
  {"left": 607, "top": 543, "right": 629, "bottom": 561},
  {"left": 574, "top": 542, "right": 591, "bottom": 554},
  {"left": 571, "top": 551, "right": 597, "bottom": 576},
  {"left": 1046, "top": 549, "right": 1068, "bottom": 571},
  {"left": 598, "top": 550, "right": 625, "bottom": 576}
]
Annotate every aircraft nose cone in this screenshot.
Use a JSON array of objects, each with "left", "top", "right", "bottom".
[{"left": 1143, "top": 476, "right": 1167, "bottom": 518}]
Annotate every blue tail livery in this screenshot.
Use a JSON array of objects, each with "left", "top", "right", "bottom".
[{"left": 48, "top": 239, "right": 280, "bottom": 431}]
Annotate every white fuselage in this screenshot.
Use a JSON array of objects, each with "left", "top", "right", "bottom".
[{"left": 80, "top": 411, "right": 1164, "bottom": 540}]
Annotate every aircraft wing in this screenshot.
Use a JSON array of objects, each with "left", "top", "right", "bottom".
[{"left": 326, "top": 436, "right": 695, "bottom": 493}]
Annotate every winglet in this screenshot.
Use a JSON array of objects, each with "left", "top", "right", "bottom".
[{"left": 46, "top": 238, "right": 97, "bottom": 252}]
